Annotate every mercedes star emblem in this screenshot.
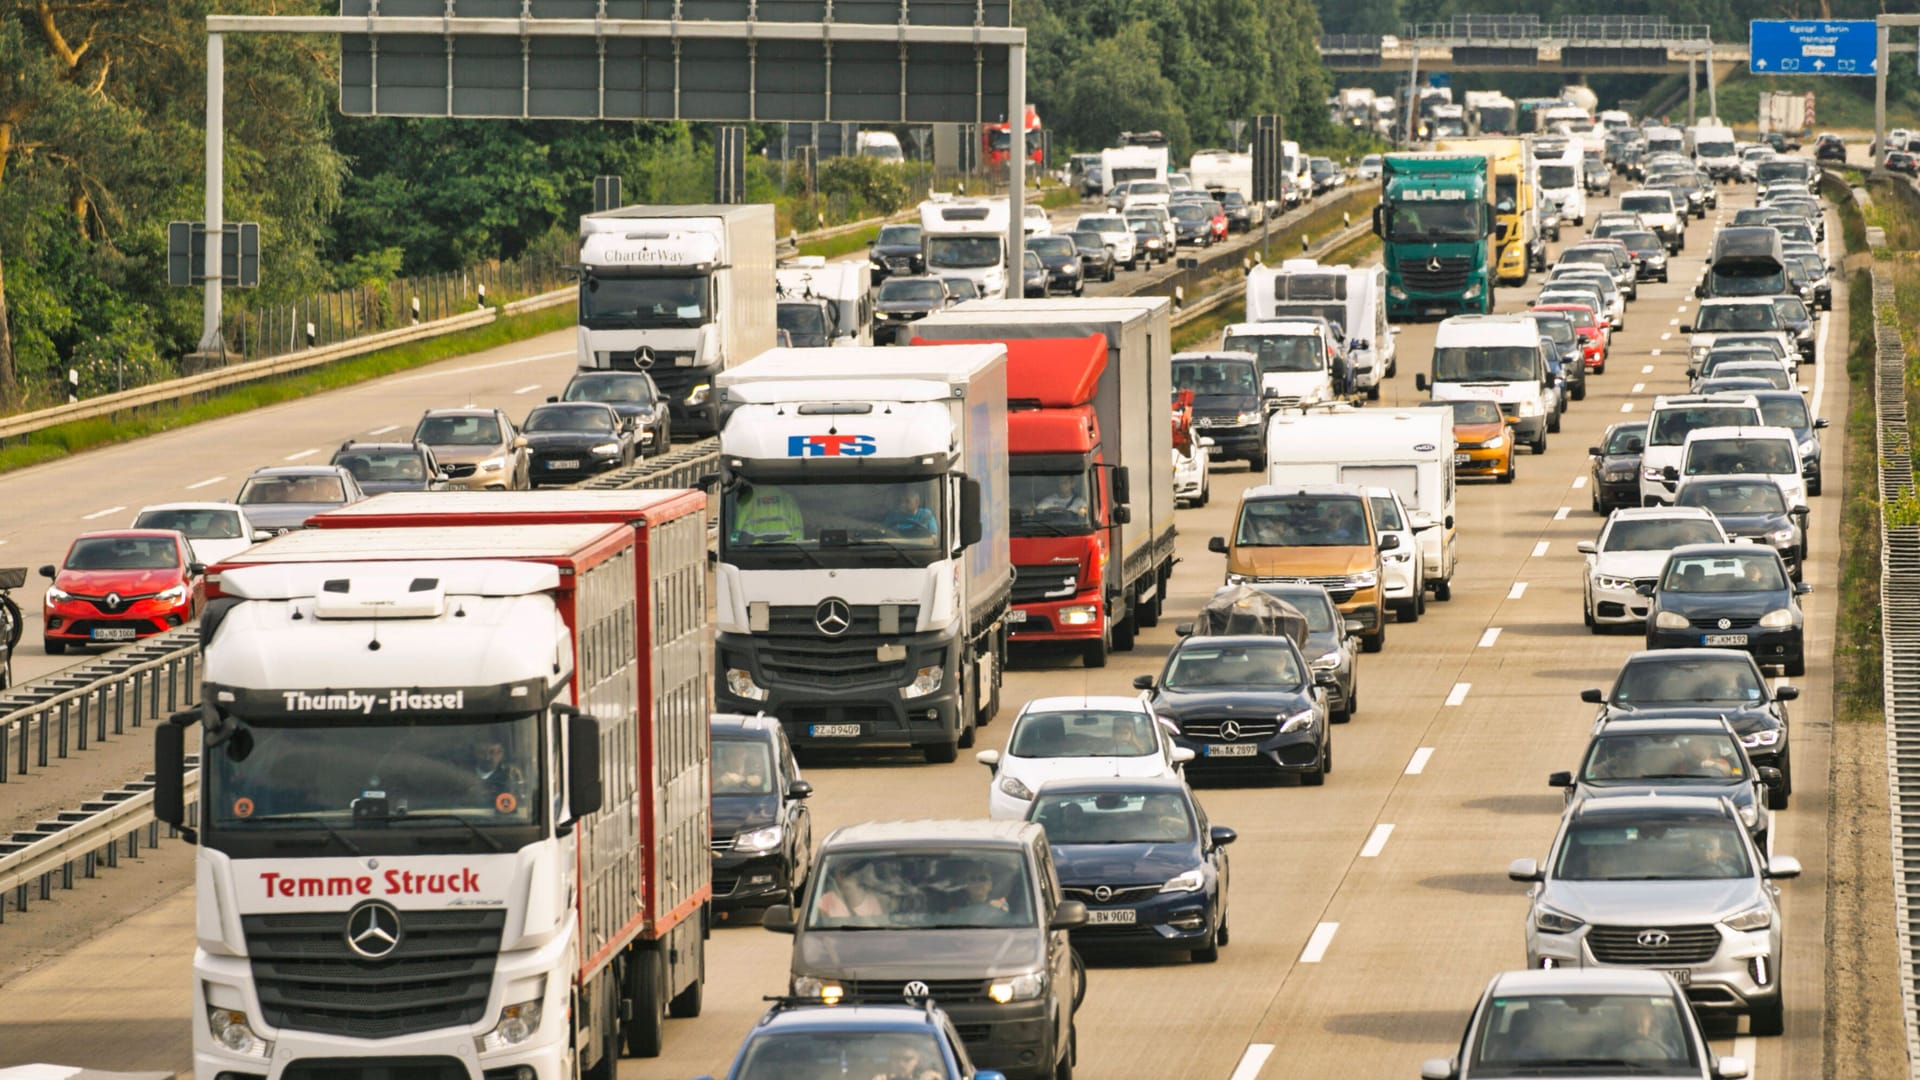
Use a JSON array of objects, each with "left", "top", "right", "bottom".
[
  {"left": 902, "top": 980, "right": 931, "bottom": 999},
  {"left": 1426, "top": 256, "right": 1443, "bottom": 273},
  {"left": 1635, "top": 929, "right": 1672, "bottom": 949},
  {"left": 1717, "top": 617, "right": 1732, "bottom": 630},
  {"left": 815, "top": 598, "right": 852, "bottom": 637},
  {"left": 1220, "top": 720, "right": 1243, "bottom": 742},
  {"left": 345, "top": 900, "right": 403, "bottom": 959},
  {"left": 1093, "top": 885, "right": 1113, "bottom": 902}
]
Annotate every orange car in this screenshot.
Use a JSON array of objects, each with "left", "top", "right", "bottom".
[{"left": 1419, "top": 398, "right": 1515, "bottom": 483}]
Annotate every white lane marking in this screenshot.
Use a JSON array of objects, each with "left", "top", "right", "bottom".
[
  {"left": 1632, "top": 382, "right": 1645, "bottom": 393},
  {"left": 1509, "top": 581, "right": 1528, "bottom": 599},
  {"left": 1532, "top": 541, "right": 1551, "bottom": 557},
  {"left": 1479, "top": 627, "right": 1502, "bottom": 648},
  {"left": 1445, "top": 682, "right": 1472, "bottom": 706},
  {"left": 1572, "top": 476, "right": 1588, "bottom": 489},
  {"left": 1300, "top": 922, "right": 1340, "bottom": 963},
  {"left": 512, "top": 383, "right": 542, "bottom": 395},
  {"left": 0, "top": 540, "right": 8, "bottom": 546},
  {"left": 1406, "top": 747, "right": 1435, "bottom": 774},
  {"left": 1676, "top": 304, "right": 1688, "bottom": 313},
  {"left": 1642, "top": 365, "right": 1655, "bottom": 373},
  {"left": 1668, "top": 318, "right": 1680, "bottom": 326},
  {"left": 387, "top": 348, "right": 575, "bottom": 386},
  {"left": 1661, "top": 332, "right": 1672, "bottom": 340},
  {"left": 80, "top": 505, "right": 126, "bottom": 521},
  {"left": 1228, "top": 1045, "right": 1276, "bottom": 1080},
  {"left": 284, "top": 448, "right": 319, "bottom": 461},
  {"left": 369, "top": 424, "right": 401, "bottom": 435},
  {"left": 1554, "top": 507, "right": 1570, "bottom": 520},
  {"left": 185, "top": 475, "right": 227, "bottom": 490},
  {"left": 1620, "top": 402, "right": 1634, "bottom": 413},
  {"left": 1733, "top": 1036, "right": 1757, "bottom": 1074},
  {"left": 1360, "top": 824, "right": 1395, "bottom": 858},
  {"left": 1651, "top": 348, "right": 1662, "bottom": 356}
]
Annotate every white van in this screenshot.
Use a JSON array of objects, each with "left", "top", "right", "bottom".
[
  {"left": 1416, "top": 314, "right": 1554, "bottom": 454},
  {"left": 1535, "top": 147, "right": 1587, "bottom": 226},
  {"left": 1639, "top": 394, "right": 1764, "bottom": 506},
  {"left": 1244, "top": 259, "right": 1394, "bottom": 398},
  {"left": 1678, "top": 425, "right": 1807, "bottom": 509},
  {"left": 1367, "top": 486, "right": 1425, "bottom": 620},
  {"left": 1690, "top": 124, "right": 1739, "bottom": 182},
  {"left": 1222, "top": 321, "right": 1339, "bottom": 411},
  {"left": 1264, "top": 406, "right": 1459, "bottom": 606},
  {"left": 1282, "top": 140, "right": 1307, "bottom": 206},
  {"left": 1344, "top": 263, "right": 1396, "bottom": 398},
  {"left": 856, "top": 130, "right": 904, "bottom": 161}
]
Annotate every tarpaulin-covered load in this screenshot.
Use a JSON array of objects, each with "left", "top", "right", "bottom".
[{"left": 1194, "top": 585, "right": 1308, "bottom": 647}]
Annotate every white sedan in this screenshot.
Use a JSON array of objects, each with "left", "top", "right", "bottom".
[
  {"left": 130, "top": 502, "right": 269, "bottom": 567},
  {"left": 977, "top": 695, "right": 1192, "bottom": 820},
  {"left": 1578, "top": 507, "right": 1728, "bottom": 632}
]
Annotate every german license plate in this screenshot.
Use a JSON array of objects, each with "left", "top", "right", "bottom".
[
  {"left": 547, "top": 459, "right": 578, "bottom": 470},
  {"left": 90, "top": 627, "right": 136, "bottom": 642},
  {"left": 1007, "top": 609, "right": 1028, "bottom": 624},
  {"left": 809, "top": 724, "right": 861, "bottom": 738},
  {"left": 1206, "top": 743, "right": 1258, "bottom": 758},
  {"left": 1453, "top": 452, "right": 1471, "bottom": 465},
  {"left": 1086, "top": 909, "right": 1137, "bottom": 925},
  {"left": 1663, "top": 968, "right": 1692, "bottom": 986},
  {"left": 1703, "top": 633, "right": 1749, "bottom": 647}
]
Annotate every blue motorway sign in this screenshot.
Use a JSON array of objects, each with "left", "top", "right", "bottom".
[{"left": 1749, "top": 19, "right": 1877, "bottom": 77}]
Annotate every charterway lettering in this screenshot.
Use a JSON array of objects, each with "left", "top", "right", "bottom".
[{"left": 279, "top": 689, "right": 467, "bottom": 715}]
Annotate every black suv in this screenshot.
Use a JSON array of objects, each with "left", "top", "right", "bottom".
[
  {"left": 1816, "top": 133, "right": 1848, "bottom": 163},
  {"left": 710, "top": 713, "right": 815, "bottom": 915}
]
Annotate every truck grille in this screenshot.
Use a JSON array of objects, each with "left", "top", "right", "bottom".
[
  {"left": 1397, "top": 256, "right": 1473, "bottom": 292},
  {"left": 1182, "top": 719, "right": 1280, "bottom": 740},
  {"left": 842, "top": 977, "right": 990, "bottom": 1003},
  {"left": 282, "top": 1058, "right": 468, "bottom": 1080},
  {"left": 758, "top": 605, "right": 923, "bottom": 689},
  {"left": 604, "top": 349, "right": 695, "bottom": 372},
  {"left": 1587, "top": 924, "right": 1721, "bottom": 966},
  {"left": 242, "top": 909, "right": 505, "bottom": 1038},
  {"left": 1013, "top": 564, "right": 1079, "bottom": 604}
]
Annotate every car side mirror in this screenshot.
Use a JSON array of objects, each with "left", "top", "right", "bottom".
[
  {"left": 1764, "top": 854, "right": 1802, "bottom": 879},
  {"left": 1694, "top": 283, "right": 1706, "bottom": 298},
  {"left": 1680, "top": 324, "right": 1693, "bottom": 333},
  {"left": 1548, "top": 770, "right": 1573, "bottom": 788},
  {"left": 1795, "top": 582, "right": 1812, "bottom": 595},
  {"left": 975, "top": 749, "right": 1001, "bottom": 771},
  {"left": 1588, "top": 446, "right": 1604, "bottom": 457},
  {"left": 1174, "top": 623, "right": 1194, "bottom": 638},
  {"left": 512, "top": 435, "right": 529, "bottom": 450},
  {"left": 1814, "top": 417, "right": 1829, "bottom": 429},
  {"left": 1420, "top": 1059, "right": 1459, "bottom": 1080},
  {"left": 1580, "top": 688, "right": 1605, "bottom": 704},
  {"left": 1049, "top": 900, "right": 1088, "bottom": 930},
  {"left": 1209, "top": 825, "right": 1237, "bottom": 848},
  {"left": 1197, "top": 436, "right": 1216, "bottom": 448},
  {"left": 38, "top": 564, "right": 54, "bottom": 579},
  {"left": 188, "top": 563, "right": 207, "bottom": 577},
  {"left": 1576, "top": 540, "right": 1597, "bottom": 555},
  {"left": 975, "top": 1072, "right": 1011, "bottom": 1080},
  {"left": 545, "top": 394, "right": 559, "bottom": 403},
  {"left": 1758, "top": 766, "right": 1785, "bottom": 787},
  {"left": 1208, "top": 536, "right": 1228, "bottom": 554},
  {"left": 1714, "top": 1057, "right": 1750, "bottom": 1080},
  {"left": 1378, "top": 533, "right": 1400, "bottom": 551},
  {"left": 1507, "top": 858, "right": 1544, "bottom": 883},
  {"left": 1132, "top": 675, "right": 1155, "bottom": 691},
  {"left": 762, "top": 904, "right": 798, "bottom": 933},
  {"left": 1634, "top": 582, "right": 1656, "bottom": 597},
  {"left": 251, "top": 530, "right": 273, "bottom": 542},
  {"left": 1774, "top": 685, "right": 1800, "bottom": 701},
  {"left": 1661, "top": 466, "right": 1679, "bottom": 482},
  {"left": 1414, "top": 373, "right": 1429, "bottom": 392},
  {"left": 1313, "top": 670, "right": 1338, "bottom": 688},
  {"left": 1343, "top": 618, "right": 1364, "bottom": 636},
  {"left": 1171, "top": 747, "right": 1196, "bottom": 766},
  {"left": 787, "top": 779, "right": 814, "bottom": 800}
]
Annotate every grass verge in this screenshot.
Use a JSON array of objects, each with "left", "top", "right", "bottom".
[
  {"left": 798, "top": 223, "right": 887, "bottom": 261},
  {"left": 0, "top": 305, "right": 575, "bottom": 477},
  {"left": 1835, "top": 266, "right": 1885, "bottom": 721}
]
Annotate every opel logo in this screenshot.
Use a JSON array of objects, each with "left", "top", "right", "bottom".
[
  {"left": 345, "top": 900, "right": 402, "bottom": 959},
  {"left": 815, "top": 598, "right": 852, "bottom": 637},
  {"left": 902, "top": 980, "right": 931, "bottom": 999},
  {"left": 105, "top": 592, "right": 122, "bottom": 611},
  {"left": 1427, "top": 256, "right": 1443, "bottom": 273},
  {"left": 1636, "top": 929, "right": 1672, "bottom": 949},
  {"left": 1220, "top": 720, "right": 1243, "bottom": 742},
  {"left": 1717, "top": 618, "right": 1732, "bottom": 630},
  {"left": 1093, "top": 885, "right": 1113, "bottom": 902}
]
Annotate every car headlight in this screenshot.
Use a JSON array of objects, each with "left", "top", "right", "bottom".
[
  {"left": 478, "top": 455, "right": 507, "bottom": 473},
  {"left": 1161, "top": 869, "right": 1206, "bottom": 894},
  {"left": 1595, "top": 575, "right": 1637, "bottom": 591},
  {"left": 1741, "top": 728, "right": 1782, "bottom": 748},
  {"left": 589, "top": 442, "right": 621, "bottom": 457},
  {"left": 1235, "top": 411, "right": 1262, "bottom": 426},
  {"left": 155, "top": 583, "right": 188, "bottom": 605},
  {"left": 1770, "top": 528, "right": 1798, "bottom": 544},
  {"left": 476, "top": 998, "right": 545, "bottom": 1053},
  {"left": 1758, "top": 608, "right": 1796, "bottom": 629},
  {"left": 1346, "top": 570, "right": 1378, "bottom": 588},
  {"left": 1278, "top": 708, "right": 1316, "bottom": 733},
  {"left": 207, "top": 1007, "right": 274, "bottom": 1058},
  {"left": 1057, "top": 604, "right": 1099, "bottom": 626},
  {"left": 1223, "top": 572, "right": 1250, "bottom": 586},
  {"left": 1605, "top": 468, "right": 1636, "bottom": 481},
  {"left": 1384, "top": 550, "right": 1412, "bottom": 564},
  {"left": 1311, "top": 651, "right": 1342, "bottom": 671},
  {"left": 1690, "top": 345, "right": 1709, "bottom": 360},
  {"left": 1516, "top": 399, "right": 1542, "bottom": 417},
  {"left": 1723, "top": 904, "right": 1773, "bottom": 932},
  {"left": 793, "top": 975, "right": 844, "bottom": 1004},
  {"left": 899, "top": 664, "right": 944, "bottom": 700},
  {"left": 45, "top": 585, "right": 71, "bottom": 604},
  {"left": 1799, "top": 438, "right": 1818, "bottom": 457},
  {"left": 1533, "top": 906, "right": 1584, "bottom": 934},
  {"left": 1482, "top": 434, "right": 1506, "bottom": 450},
  {"left": 987, "top": 970, "right": 1046, "bottom": 1004},
  {"left": 1642, "top": 466, "right": 1666, "bottom": 481},
  {"left": 725, "top": 667, "right": 769, "bottom": 702},
  {"left": 1646, "top": 252, "right": 1667, "bottom": 265},
  {"left": 734, "top": 824, "right": 783, "bottom": 853},
  {"left": 1654, "top": 610, "right": 1690, "bottom": 630},
  {"left": 1738, "top": 803, "right": 1760, "bottom": 828},
  {"left": 998, "top": 775, "right": 1036, "bottom": 801}
]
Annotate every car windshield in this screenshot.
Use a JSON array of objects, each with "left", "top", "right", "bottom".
[
  {"left": 805, "top": 849, "right": 1034, "bottom": 929},
  {"left": 522, "top": 406, "right": 612, "bottom": 434},
  {"left": 735, "top": 1031, "right": 948, "bottom": 1080},
  {"left": 65, "top": 536, "right": 180, "bottom": 570},
  {"left": 1163, "top": 642, "right": 1304, "bottom": 690},
  {"left": 1429, "top": 399, "right": 1503, "bottom": 425},
  {"left": 1468, "top": 992, "right": 1699, "bottom": 1075},
  {"left": 1678, "top": 481, "right": 1788, "bottom": 515},
  {"left": 1613, "top": 657, "right": 1766, "bottom": 705},
  {"left": 1431, "top": 346, "right": 1536, "bottom": 383},
  {"left": 1617, "top": 230, "right": 1660, "bottom": 250},
  {"left": 1009, "top": 709, "right": 1158, "bottom": 759},
  {"left": 1078, "top": 217, "right": 1125, "bottom": 233},
  {"left": 564, "top": 372, "right": 657, "bottom": 404},
  {"left": 333, "top": 452, "right": 427, "bottom": 483},
  {"left": 132, "top": 509, "right": 244, "bottom": 540},
  {"left": 1254, "top": 588, "right": 1336, "bottom": 631},
  {"left": 1702, "top": 351, "right": 1775, "bottom": 376},
  {"left": 1031, "top": 791, "right": 1195, "bottom": 844},
  {"left": 1369, "top": 495, "right": 1404, "bottom": 531},
  {"left": 1648, "top": 406, "right": 1759, "bottom": 446},
  {"left": 777, "top": 303, "right": 829, "bottom": 337},
  {"left": 1172, "top": 359, "right": 1256, "bottom": 396},
  {"left": 926, "top": 237, "right": 1000, "bottom": 270},
  {"left": 711, "top": 737, "right": 775, "bottom": 795},
  {"left": 1713, "top": 367, "right": 1791, "bottom": 390},
  {"left": 1030, "top": 236, "right": 1075, "bottom": 258},
  {"left": 1009, "top": 471, "right": 1093, "bottom": 534},
  {"left": 579, "top": 273, "right": 710, "bottom": 328},
  {"left": 1538, "top": 305, "right": 1595, "bottom": 329},
  {"left": 237, "top": 475, "right": 348, "bottom": 506},
  {"left": 1235, "top": 495, "right": 1370, "bottom": 547},
  {"left": 1604, "top": 425, "right": 1647, "bottom": 454},
  {"left": 1685, "top": 437, "right": 1796, "bottom": 476},
  {"left": 1759, "top": 397, "right": 1810, "bottom": 429},
  {"left": 1661, "top": 552, "right": 1787, "bottom": 592},
  {"left": 1695, "top": 304, "right": 1780, "bottom": 332},
  {"left": 1535, "top": 318, "right": 1577, "bottom": 347},
  {"left": 1555, "top": 817, "right": 1752, "bottom": 881},
  {"left": 1583, "top": 732, "right": 1746, "bottom": 782},
  {"left": 1601, "top": 518, "right": 1722, "bottom": 552},
  {"left": 876, "top": 225, "right": 920, "bottom": 246},
  {"left": 943, "top": 278, "right": 981, "bottom": 300},
  {"left": 879, "top": 279, "right": 945, "bottom": 303},
  {"left": 1620, "top": 194, "right": 1671, "bottom": 215},
  {"left": 1773, "top": 297, "right": 1811, "bottom": 322},
  {"left": 1068, "top": 231, "right": 1106, "bottom": 254},
  {"left": 414, "top": 415, "right": 502, "bottom": 447},
  {"left": 1171, "top": 204, "right": 1209, "bottom": 223},
  {"left": 1223, "top": 332, "right": 1324, "bottom": 374}
]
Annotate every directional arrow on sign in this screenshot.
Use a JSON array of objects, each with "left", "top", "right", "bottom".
[
  {"left": 1756, "top": 58, "right": 1768, "bottom": 69},
  {"left": 1813, "top": 59, "right": 1825, "bottom": 70}
]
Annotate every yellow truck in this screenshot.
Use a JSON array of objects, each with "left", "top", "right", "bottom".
[{"left": 1436, "top": 137, "right": 1535, "bottom": 285}]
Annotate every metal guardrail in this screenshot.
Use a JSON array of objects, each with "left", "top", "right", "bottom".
[
  {"left": 1168, "top": 216, "right": 1375, "bottom": 330},
  {"left": 0, "top": 760, "right": 198, "bottom": 924},
  {"left": 0, "top": 626, "right": 201, "bottom": 783},
  {"left": 575, "top": 438, "right": 720, "bottom": 492}
]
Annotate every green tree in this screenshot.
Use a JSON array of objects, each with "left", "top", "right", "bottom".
[{"left": 1055, "top": 22, "right": 1191, "bottom": 156}]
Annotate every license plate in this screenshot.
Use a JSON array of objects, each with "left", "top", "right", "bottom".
[
  {"left": 1703, "top": 633, "right": 1749, "bottom": 647},
  {"left": 90, "top": 627, "right": 136, "bottom": 642},
  {"left": 1206, "top": 445, "right": 1223, "bottom": 457},
  {"left": 546, "top": 459, "right": 578, "bottom": 470},
  {"left": 1453, "top": 452, "right": 1471, "bottom": 465},
  {"left": 1205, "top": 743, "right": 1258, "bottom": 758},
  {"left": 808, "top": 724, "right": 861, "bottom": 738},
  {"left": 1663, "top": 968, "right": 1692, "bottom": 986},
  {"left": 1007, "top": 609, "right": 1028, "bottom": 624},
  {"left": 1086, "top": 909, "right": 1137, "bottom": 925}
]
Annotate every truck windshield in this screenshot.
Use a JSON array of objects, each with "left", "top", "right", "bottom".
[
  {"left": 204, "top": 712, "right": 543, "bottom": 854},
  {"left": 723, "top": 478, "right": 945, "bottom": 568},
  {"left": 580, "top": 274, "right": 711, "bottom": 328},
  {"left": 926, "top": 236, "right": 1002, "bottom": 270},
  {"left": 737, "top": 1031, "right": 947, "bottom": 1080},
  {"left": 1537, "top": 164, "right": 1576, "bottom": 189},
  {"left": 1010, "top": 471, "right": 1092, "bottom": 536},
  {"left": 1223, "top": 332, "right": 1324, "bottom": 374},
  {"left": 1431, "top": 346, "right": 1536, "bottom": 383},
  {"left": 806, "top": 849, "right": 1034, "bottom": 929},
  {"left": 1386, "top": 201, "right": 1482, "bottom": 243},
  {"left": 1480, "top": 107, "right": 1513, "bottom": 131}
]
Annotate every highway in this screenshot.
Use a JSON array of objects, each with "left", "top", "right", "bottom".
[{"left": 0, "top": 179, "right": 1847, "bottom": 1078}]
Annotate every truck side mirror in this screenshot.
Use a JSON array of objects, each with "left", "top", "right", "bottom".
[
  {"left": 959, "top": 476, "right": 984, "bottom": 548},
  {"left": 1111, "top": 505, "right": 1132, "bottom": 525},
  {"left": 763, "top": 904, "right": 798, "bottom": 933},
  {"left": 1371, "top": 204, "right": 1384, "bottom": 237},
  {"left": 154, "top": 714, "right": 194, "bottom": 840},
  {"left": 1110, "top": 466, "right": 1131, "bottom": 507},
  {"left": 565, "top": 710, "right": 604, "bottom": 822}
]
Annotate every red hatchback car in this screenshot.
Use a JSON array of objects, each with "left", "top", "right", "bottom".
[
  {"left": 40, "top": 530, "right": 202, "bottom": 654},
  {"left": 1531, "top": 302, "right": 1610, "bottom": 374}
]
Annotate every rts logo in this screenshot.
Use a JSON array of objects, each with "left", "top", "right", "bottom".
[{"left": 788, "top": 434, "right": 877, "bottom": 457}]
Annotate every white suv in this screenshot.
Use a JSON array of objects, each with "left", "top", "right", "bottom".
[
  {"left": 1639, "top": 395, "right": 1762, "bottom": 506},
  {"left": 1577, "top": 507, "right": 1728, "bottom": 630},
  {"left": 1073, "top": 213, "right": 1138, "bottom": 270}
]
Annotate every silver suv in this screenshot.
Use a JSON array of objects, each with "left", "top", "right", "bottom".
[{"left": 1509, "top": 795, "right": 1799, "bottom": 1035}]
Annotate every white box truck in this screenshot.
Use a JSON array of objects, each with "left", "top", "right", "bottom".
[
  {"left": 575, "top": 203, "right": 777, "bottom": 437},
  {"left": 777, "top": 257, "right": 873, "bottom": 347},
  {"left": 1534, "top": 144, "right": 1587, "bottom": 226},
  {"left": 919, "top": 196, "right": 1011, "bottom": 300},
  {"left": 712, "top": 346, "right": 1012, "bottom": 763},
  {"left": 1245, "top": 259, "right": 1395, "bottom": 399},
  {"left": 1099, "top": 144, "right": 1170, "bottom": 194}
]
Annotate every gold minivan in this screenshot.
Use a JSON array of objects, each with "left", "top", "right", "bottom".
[{"left": 1208, "top": 483, "right": 1390, "bottom": 652}]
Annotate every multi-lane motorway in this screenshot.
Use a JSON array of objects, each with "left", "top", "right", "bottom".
[{"left": 0, "top": 178, "right": 1846, "bottom": 1077}]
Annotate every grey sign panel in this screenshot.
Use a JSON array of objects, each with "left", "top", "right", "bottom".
[{"left": 340, "top": 0, "right": 1006, "bottom": 24}]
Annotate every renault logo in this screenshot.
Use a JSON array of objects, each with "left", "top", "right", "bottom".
[
  {"left": 1426, "top": 256, "right": 1443, "bottom": 273},
  {"left": 345, "top": 900, "right": 402, "bottom": 959},
  {"left": 1093, "top": 886, "right": 1113, "bottom": 902},
  {"left": 105, "top": 592, "right": 122, "bottom": 611},
  {"left": 1220, "top": 720, "right": 1243, "bottom": 742},
  {"left": 902, "top": 980, "right": 931, "bottom": 999},
  {"left": 1717, "top": 617, "right": 1732, "bottom": 630},
  {"left": 815, "top": 598, "right": 852, "bottom": 637},
  {"left": 1636, "top": 929, "right": 1672, "bottom": 948}
]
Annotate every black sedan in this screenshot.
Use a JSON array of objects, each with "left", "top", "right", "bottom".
[
  {"left": 1026, "top": 235, "right": 1085, "bottom": 296},
  {"left": 1068, "top": 229, "right": 1117, "bottom": 283},
  {"left": 1028, "top": 776, "right": 1234, "bottom": 962},
  {"left": 519, "top": 401, "right": 636, "bottom": 485},
  {"left": 1753, "top": 388, "right": 1827, "bottom": 496},
  {"left": 1021, "top": 249, "right": 1048, "bottom": 298},
  {"left": 1243, "top": 582, "right": 1359, "bottom": 722},
  {"left": 330, "top": 441, "right": 447, "bottom": 495},
  {"left": 555, "top": 369, "right": 671, "bottom": 456},
  {"left": 1167, "top": 202, "right": 1214, "bottom": 247},
  {"left": 1134, "top": 633, "right": 1332, "bottom": 785},
  {"left": 1127, "top": 217, "right": 1172, "bottom": 266},
  {"left": 1643, "top": 543, "right": 1809, "bottom": 676},
  {"left": 1587, "top": 421, "right": 1646, "bottom": 514},
  {"left": 1554, "top": 716, "right": 1780, "bottom": 850},
  {"left": 866, "top": 223, "right": 923, "bottom": 282},
  {"left": 710, "top": 713, "right": 814, "bottom": 915},
  {"left": 871, "top": 276, "right": 952, "bottom": 345},
  {"left": 1675, "top": 476, "right": 1809, "bottom": 580},
  {"left": 1613, "top": 229, "right": 1669, "bottom": 282},
  {"left": 1581, "top": 648, "right": 1798, "bottom": 809}
]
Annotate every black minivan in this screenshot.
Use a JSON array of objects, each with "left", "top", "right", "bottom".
[{"left": 1172, "top": 351, "right": 1267, "bottom": 470}]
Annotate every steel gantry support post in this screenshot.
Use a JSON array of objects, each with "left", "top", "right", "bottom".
[
  {"left": 197, "top": 31, "right": 226, "bottom": 358},
  {"left": 1007, "top": 42, "right": 1025, "bottom": 300}
]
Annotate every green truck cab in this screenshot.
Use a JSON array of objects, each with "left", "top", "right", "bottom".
[{"left": 1372, "top": 153, "right": 1496, "bottom": 321}]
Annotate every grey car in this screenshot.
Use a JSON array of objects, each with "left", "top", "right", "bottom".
[
  {"left": 1511, "top": 795, "right": 1800, "bottom": 1036},
  {"left": 1242, "top": 581, "right": 1360, "bottom": 723},
  {"left": 763, "top": 820, "right": 1086, "bottom": 1080},
  {"left": 1550, "top": 716, "right": 1779, "bottom": 852},
  {"left": 233, "top": 465, "right": 365, "bottom": 534}
]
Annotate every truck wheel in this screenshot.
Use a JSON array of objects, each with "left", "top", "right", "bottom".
[
  {"left": 623, "top": 949, "right": 666, "bottom": 1058},
  {"left": 667, "top": 932, "right": 704, "bottom": 1018},
  {"left": 923, "top": 740, "right": 959, "bottom": 764},
  {"left": 1136, "top": 580, "right": 1163, "bottom": 628},
  {"left": 582, "top": 981, "right": 620, "bottom": 1080}
]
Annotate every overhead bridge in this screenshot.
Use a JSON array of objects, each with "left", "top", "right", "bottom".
[{"left": 1322, "top": 15, "right": 1748, "bottom": 73}]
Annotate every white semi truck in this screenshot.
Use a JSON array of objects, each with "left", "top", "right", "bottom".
[
  {"left": 711, "top": 345, "right": 1012, "bottom": 763},
  {"left": 574, "top": 203, "right": 777, "bottom": 437}
]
